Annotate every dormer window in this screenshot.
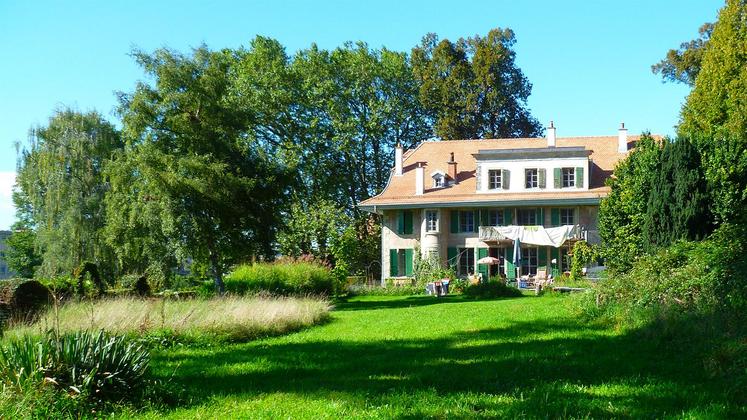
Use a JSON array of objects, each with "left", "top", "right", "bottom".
[{"left": 431, "top": 171, "right": 446, "bottom": 188}]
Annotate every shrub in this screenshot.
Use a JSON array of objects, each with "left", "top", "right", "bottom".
[
  {"left": 0, "top": 331, "right": 149, "bottom": 401},
  {"left": 463, "top": 281, "right": 523, "bottom": 299},
  {"left": 578, "top": 223, "right": 747, "bottom": 326},
  {"left": 0, "top": 280, "right": 51, "bottom": 323},
  {"left": 133, "top": 275, "right": 151, "bottom": 297},
  {"left": 40, "top": 276, "right": 85, "bottom": 300},
  {"left": 224, "top": 261, "right": 337, "bottom": 296}
]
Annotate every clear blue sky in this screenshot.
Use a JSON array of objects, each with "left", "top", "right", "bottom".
[{"left": 0, "top": 0, "right": 722, "bottom": 229}]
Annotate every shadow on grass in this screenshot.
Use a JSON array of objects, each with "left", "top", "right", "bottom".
[
  {"left": 333, "top": 294, "right": 514, "bottom": 311},
  {"left": 151, "top": 299, "right": 744, "bottom": 417}
]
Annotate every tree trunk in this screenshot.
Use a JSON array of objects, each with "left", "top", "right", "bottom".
[{"left": 209, "top": 249, "right": 225, "bottom": 295}]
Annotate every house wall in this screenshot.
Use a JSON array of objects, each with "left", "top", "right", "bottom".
[
  {"left": 476, "top": 157, "right": 589, "bottom": 193},
  {"left": 380, "top": 205, "right": 601, "bottom": 281}
]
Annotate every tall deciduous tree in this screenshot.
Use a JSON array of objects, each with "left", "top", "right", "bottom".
[
  {"left": 652, "top": 23, "right": 713, "bottom": 86},
  {"left": 15, "top": 109, "right": 122, "bottom": 279},
  {"left": 412, "top": 28, "right": 542, "bottom": 139},
  {"left": 678, "top": 0, "right": 747, "bottom": 224},
  {"left": 113, "top": 46, "right": 291, "bottom": 293}
]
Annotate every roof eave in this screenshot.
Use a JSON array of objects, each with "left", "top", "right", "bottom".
[{"left": 358, "top": 196, "right": 603, "bottom": 212}]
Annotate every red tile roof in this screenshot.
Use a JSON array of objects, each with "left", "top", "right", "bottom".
[{"left": 359, "top": 135, "right": 651, "bottom": 209}]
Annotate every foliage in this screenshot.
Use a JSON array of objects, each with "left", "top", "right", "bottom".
[
  {"left": 133, "top": 275, "right": 151, "bottom": 297},
  {"left": 6, "top": 296, "right": 330, "bottom": 344},
  {"left": 411, "top": 28, "right": 542, "bottom": 139},
  {"left": 642, "top": 137, "right": 712, "bottom": 249},
  {"left": 569, "top": 241, "right": 596, "bottom": 282},
  {"left": 579, "top": 223, "right": 747, "bottom": 326},
  {"left": 14, "top": 109, "right": 123, "bottom": 280},
  {"left": 678, "top": 0, "right": 747, "bottom": 224},
  {"left": 113, "top": 46, "right": 292, "bottom": 294},
  {"left": 0, "top": 280, "right": 51, "bottom": 322},
  {"left": 4, "top": 229, "right": 41, "bottom": 279},
  {"left": 350, "top": 284, "right": 424, "bottom": 296},
  {"left": 652, "top": 22, "right": 713, "bottom": 86},
  {"left": 0, "top": 331, "right": 149, "bottom": 402},
  {"left": 598, "top": 134, "right": 662, "bottom": 273},
  {"left": 412, "top": 248, "right": 455, "bottom": 286},
  {"left": 462, "top": 281, "right": 522, "bottom": 299},
  {"left": 223, "top": 261, "right": 338, "bottom": 296}
]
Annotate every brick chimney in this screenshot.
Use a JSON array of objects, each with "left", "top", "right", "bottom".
[
  {"left": 447, "top": 152, "right": 458, "bottom": 184},
  {"left": 618, "top": 122, "right": 628, "bottom": 153},
  {"left": 394, "top": 143, "right": 403, "bottom": 176},
  {"left": 547, "top": 121, "right": 556, "bottom": 147},
  {"left": 415, "top": 163, "right": 424, "bottom": 195}
]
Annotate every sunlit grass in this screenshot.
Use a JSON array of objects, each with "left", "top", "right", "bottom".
[{"left": 6, "top": 296, "right": 331, "bottom": 342}]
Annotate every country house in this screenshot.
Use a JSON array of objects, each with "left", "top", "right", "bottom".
[{"left": 358, "top": 123, "right": 651, "bottom": 282}]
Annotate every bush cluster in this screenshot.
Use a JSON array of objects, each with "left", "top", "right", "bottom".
[
  {"left": 578, "top": 224, "right": 747, "bottom": 326},
  {"left": 463, "top": 281, "right": 523, "bottom": 300},
  {"left": 223, "top": 261, "right": 338, "bottom": 296}
]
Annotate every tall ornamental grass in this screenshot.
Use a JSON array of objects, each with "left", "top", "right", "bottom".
[
  {"left": 224, "top": 261, "right": 337, "bottom": 296},
  {"left": 7, "top": 296, "right": 331, "bottom": 343}
]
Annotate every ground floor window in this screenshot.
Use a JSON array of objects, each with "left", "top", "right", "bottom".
[
  {"left": 389, "top": 248, "right": 414, "bottom": 277},
  {"left": 458, "top": 247, "right": 474, "bottom": 276},
  {"left": 488, "top": 247, "right": 507, "bottom": 278},
  {"left": 521, "top": 246, "right": 538, "bottom": 275}
]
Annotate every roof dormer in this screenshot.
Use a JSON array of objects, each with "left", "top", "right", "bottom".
[{"left": 431, "top": 170, "right": 446, "bottom": 188}]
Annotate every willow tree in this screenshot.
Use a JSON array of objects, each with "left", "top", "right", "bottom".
[{"left": 14, "top": 109, "right": 123, "bottom": 279}]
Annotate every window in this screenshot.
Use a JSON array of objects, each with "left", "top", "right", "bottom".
[
  {"left": 425, "top": 210, "right": 439, "bottom": 232},
  {"left": 525, "top": 168, "right": 538, "bottom": 188},
  {"left": 488, "top": 209, "right": 504, "bottom": 226},
  {"left": 488, "top": 169, "right": 502, "bottom": 189},
  {"left": 561, "top": 167, "right": 575, "bottom": 188},
  {"left": 390, "top": 248, "right": 414, "bottom": 277},
  {"left": 459, "top": 210, "right": 474, "bottom": 233},
  {"left": 517, "top": 208, "right": 537, "bottom": 226},
  {"left": 489, "top": 247, "right": 506, "bottom": 278},
  {"left": 521, "top": 247, "right": 538, "bottom": 276},
  {"left": 433, "top": 174, "right": 444, "bottom": 188},
  {"left": 458, "top": 247, "right": 475, "bottom": 276},
  {"left": 560, "top": 208, "right": 575, "bottom": 225}
]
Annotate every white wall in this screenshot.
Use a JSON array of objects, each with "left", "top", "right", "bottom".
[{"left": 476, "top": 157, "right": 589, "bottom": 193}]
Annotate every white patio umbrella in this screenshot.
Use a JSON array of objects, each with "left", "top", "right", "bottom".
[{"left": 477, "top": 256, "right": 501, "bottom": 265}]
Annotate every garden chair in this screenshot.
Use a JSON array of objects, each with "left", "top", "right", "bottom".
[{"left": 505, "top": 262, "right": 517, "bottom": 286}]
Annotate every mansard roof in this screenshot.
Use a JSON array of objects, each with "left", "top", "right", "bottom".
[{"left": 359, "top": 135, "right": 656, "bottom": 211}]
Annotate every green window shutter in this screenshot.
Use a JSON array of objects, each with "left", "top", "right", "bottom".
[
  {"left": 538, "top": 247, "right": 547, "bottom": 271},
  {"left": 397, "top": 211, "right": 404, "bottom": 234},
  {"left": 481, "top": 209, "right": 490, "bottom": 227},
  {"left": 447, "top": 247, "right": 458, "bottom": 270},
  {"left": 404, "top": 249, "right": 414, "bottom": 276},
  {"left": 538, "top": 168, "right": 546, "bottom": 188},
  {"left": 502, "top": 169, "right": 510, "bottom": 190},
  {"left": 504, "top": 208, "right": 513, "bottom": 225},
  {"left": 505, "top": 245, "right": 513, "bottom": 263},
  {"left": 450, "top": 210, "right": 459, "bottom": 233},
  {"left": 537, "top": 208, "right": 545, "bottom": 226},
  {"left": 554, "top": 168, "right": 562, "bottom": 188},
  {"left": 576, "top": 167, "right": 584, "bottom": 188},
  {"left": 477, "top": 248, "right": 489, "bottom": 278},
  {"left": 389, "top": 249, "right": 399, "bottom": 277},
  {"left": 403, "top": 210, "right": 413, "bottom": 234},
  {"left": 551, "top": 208, "right": 560, "bottom": 226},
  {"left": 471, "top": 210, "right": 478, "bottom": 232}
]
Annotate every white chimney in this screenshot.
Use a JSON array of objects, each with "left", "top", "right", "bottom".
[
  {"left": 415, "top": 163, "right": 424, "bottom": 195},
  {"left": 394, "top": 143, "right": 403, "bottom": 176},
  {"left": 618, "top": 122, "right": 628, "bottom": 153},
  {"left": 547, "top": 121, "right": 556, "bottom": 147}
]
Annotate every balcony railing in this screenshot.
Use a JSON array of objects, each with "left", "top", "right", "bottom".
[{"left": 478, "top": 225, "right": 596, "bottom": 244}]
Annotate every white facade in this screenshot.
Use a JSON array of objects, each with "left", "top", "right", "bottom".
[{"left": 476, "top": 157, "right": 589, "bottom": 193}]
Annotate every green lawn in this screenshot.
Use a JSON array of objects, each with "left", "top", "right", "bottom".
[{"left": 128, "top": 294, "right": 743, "bottom": 418}]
